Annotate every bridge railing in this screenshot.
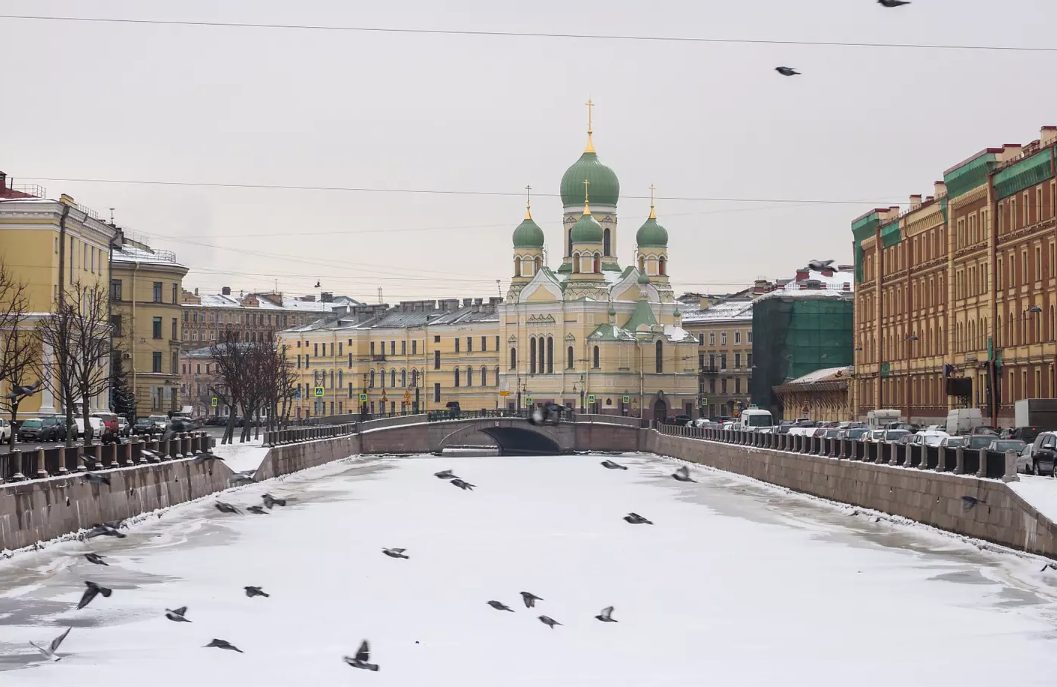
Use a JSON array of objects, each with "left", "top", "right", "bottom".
[
  {"left": 655, "top": 423, "right": 1018, "bottom": 481},
  {"left": 427, "top": 409, "right": 530, "bottom": 422},
  {"left": 264, "top": 423, "right": 357, "bottom": 446}
]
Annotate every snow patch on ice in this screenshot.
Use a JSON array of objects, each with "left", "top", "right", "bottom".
[{"left": 212, "top": 437, "right": 269, "bottom": 474}]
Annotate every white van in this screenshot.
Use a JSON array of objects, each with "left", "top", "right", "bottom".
[
  {"left": 945, "top": 408, "right": 982, "bottom": 436},
  {"left": 738, "top": 407, "right": 775, "bottom": 432},
  {"left": 867, "top": 409, "right": 902, "bottom": 429}
]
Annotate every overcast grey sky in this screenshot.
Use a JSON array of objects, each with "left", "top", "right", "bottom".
[{"left": 2, "top": 0, "right": 1055, "bottom": 301}]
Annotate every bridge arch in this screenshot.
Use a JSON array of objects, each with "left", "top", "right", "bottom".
[{"left": 431, "top": 419, "right": 566, "bottom": 455}]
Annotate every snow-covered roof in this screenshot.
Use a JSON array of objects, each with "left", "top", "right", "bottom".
[
  {"left": 680, "top": 299, "right": 753, "bottom": 324},
  {"left": 112, "top": 243, "right": 186, "bottom": 268},
  {"left": 757, "top": 269, "right": 854, "bottom": 302},
  {"left": 663, "top": 324, "right": 694, "bottom": 342},
  {"left": 186, "top": 293, "right": 337, "bottom": 313},
  {"left": 786, "top": 366, "right": 852, "bottom": 385}
]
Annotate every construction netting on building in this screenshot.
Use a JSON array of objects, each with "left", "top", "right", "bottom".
[{"left": 750, "top": 297, "right": 854, "bottom": 419}]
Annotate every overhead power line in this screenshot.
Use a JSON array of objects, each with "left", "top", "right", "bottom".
[{"left": 0, "top": 14, "right": 1054, "bottom": 53}]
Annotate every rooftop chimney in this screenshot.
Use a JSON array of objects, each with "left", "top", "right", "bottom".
[
  {"left": 221, "top": 286, "right": 231, "bottom": 296},
  {"left": 909, "top": 194, "right": 922, "bottom": 209},
  {"left": 753, "top": 278, "right": 770, "bottom": 294},
  {"left": 796, "top": 269, "right": 809, "bottom": 282},
  {"left": 934, "top": 181, "right": 947, "bottom": 197},
  {"left": 0, "top": 171, "right": 6, "bottom": 190},
  {"left": 194, "top": 287, "right": 199, "bottom": 296},
  {"left": 1042, "top": 126, "right": 1057, "bottom": 147}
]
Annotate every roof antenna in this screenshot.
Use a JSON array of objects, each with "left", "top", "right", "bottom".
[
  {"left": 496, "top": 279, "right": 501, "bottom": 298},
  {"left": 378, "top": 287, "right": 383, "bottom": 304},
  {"left": 108, "top": 207, "right": 115, "bottom": 225}
]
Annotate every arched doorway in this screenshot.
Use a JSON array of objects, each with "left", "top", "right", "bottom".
[{"left": 653, "top": 398, "right": 668, "bottom": 423}]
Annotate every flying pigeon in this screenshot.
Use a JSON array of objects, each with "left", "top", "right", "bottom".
[
  {"left": 807, "top": 259, "right": 834, "bottom": 271},
  {"left": 228, "top": 471, "right": 256, "bottom": 487},
  {"left": 165, "top": 606, "right": 191, "bottom": 623},
  {"left": 205, "top": 638, "right": 243, "bottom": 653},
  {"left": 343, "top": 640, "right": 379, "bottom": 671},
  {"left": 878, "top": 0, "right": 910, "bottom": 6},
  {"left": 672, "top": 466, "right": 695, "bottom": 483},
  {"left": 5, "top": 380, "right": 41, "bottom": 400},
  {"left": 624, "top": 512, "right": 654, "bottom": 525},
  {"left": 246, "top": 505, "right": 269, "bottom": 515},
  {"left": 595, "top": 606, "right": 618, "bottom": 623},
  {"left": 244, "top": 586, "right": 270, "bottom": 598},
  {"left": 450, "top": 478, "right": 476, "bottom": 491},
  {"left": 262, "top": 493, "right": 286, "bottom": 509},
  {"left": 29, "top": 626, "right": 71, "bottom": 661},
  {"left": 382, "top": 547, "right": 409, "bottom": 559},
  {"left": 215, "top": 500, "right": 241, "bottom": 515},
  {"left": 83, "top": 472, "right": 110, "bottom": 486},
  {"left": 600, "top": 460, "right": 628, "bottom": 470},
  {"left": 775, "top": 66, "right": 800, "bottom": 76},
  {"left": 139, "top": 449, "right": 159, "bottom": 460},
  {"left": 76, "top": 580, "right": 112, "bottom": 610},
  {"left": 87, "top": 523, "right": 126, "bottom": 539},
  {"left": 487, "top": 600, "right": 515, "bottom": 612},
  {"left": 538, "top": 615, "right": 561, "bottom": 629},
  {"left": 193, "top": 452, "right": 224, "bottom": 466},
  {"left": 1041, "top": 562, "right": 1057, "bottom": 573},
  {"left": 961, "top": 495, "right": 985, "bottom": 511},
  {"left": 84, "top": 553, "right": 108, "bottom": 566},
  {"left": 434, "top": 469, "right": 457, "bottom": 479},
  {"left": 78, "top": 453, "right": 102, "bottom": 469},
  {"left": 520, "top": 591, "right": 543, "bottom": 608}
]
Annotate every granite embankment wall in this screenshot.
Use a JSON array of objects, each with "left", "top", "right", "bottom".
[
  {"left": 646, "top": 432, "right": 1057, "bottom": 559},
  {"left": 253, "top": 435, "right": 361, "bottom": 480}
]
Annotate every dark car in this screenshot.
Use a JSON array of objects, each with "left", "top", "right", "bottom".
[
  {"left": 132, "top": 418, "right": 155, "bottom": 435},
  {"left": 1028, "top": 432, "right": 1057, "bottom": 476},
  {"left": 669, "top": 414, "right": 693, "bottom": 426},
  {"left": 205, "top": 415, "right": 225, "bottom": 426},
  {"left": 18, "top": 415, "right": 66, "bottom": 442},
  {"left": 1009, "top": 427, "right": 1042, "bottom": 444},
  {"left": 965, "top": 434, "right": 997, "bottom": 450}
]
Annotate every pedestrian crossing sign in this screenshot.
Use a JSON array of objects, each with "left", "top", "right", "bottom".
[
  {"left": 359, "top": 393, "right": 368, "bottom": 402},
  {"left": 314, "top": 386, "right": 324, "bottom": 397},
  {"left": 587, "top": 394, "right": 596, "bottom": 403},
  {"left": 211, "top": 397, "right": 218, "bottom": 407},
  {"left": 525, "top": 396, "right": 533, "bottom": 405},
  {"left": 622, "top": 395, "right": 630, "bottom": 404}
]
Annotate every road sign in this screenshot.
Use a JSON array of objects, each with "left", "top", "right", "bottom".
[
  {"left": 525, "top": 396, "right": 533, "bottom": 405},
  {"left": 314, "top": 386, "right": 324, "bottom": 397},
  {"left": 701, "top": 397, "right": 708, "bottom": 406},
  {"left": 622, "top": 395, "right": 630, "bottom": 404},
  {"left": 294, "top": 388, "right": 301, "bottom": 400},
  {"left": 211, "top": 397, "right": 218, "bottom": 407},
  {"left": 499, "top": 390, "right": 510, "bottom": 397},
  {"left": 359, "top": 393, "right": 368, "bottom": 402},
  {"left": 587, "top": 394, "right": 596, "bottom": 404}
]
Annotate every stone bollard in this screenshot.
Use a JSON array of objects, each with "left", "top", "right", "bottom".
[
  {"left": 56, "top": 446, "right": 68, "bottom": 475},
  {"left": 977, "top": 449, "right": 988, "bottom": 478},
  {"left": 9, "top": 449, "right": 24, "bottom": 481},
  {"left": 122, "top": 440, "right": 134, "bottom": 467},
  {"left": 838, "top": 438, "right": 846, "bottom": 459},
  {"left": 935, "top": 447, "right": 947, "bottom": 473},
  {"left": 1003, "top": 449, "right": 1020, "bottom": 482},
  {"left": 35, "top": 447, "right": 48, "bottom": 479},
  {"left": 954, "top": 446, "right": 965, "bottom": 474}
]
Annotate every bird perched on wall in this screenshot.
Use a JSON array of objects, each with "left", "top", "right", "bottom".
[{"left": 775, "top": 66, "right": 800, "bottom": 76}]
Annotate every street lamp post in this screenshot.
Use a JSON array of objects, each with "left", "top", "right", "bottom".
[{"left": 578, "top": 374, "right": 585, "bottom": 413}]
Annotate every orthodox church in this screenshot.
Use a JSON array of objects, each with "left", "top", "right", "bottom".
[{"left": 498, "top": 104, "right": 699, "bottom": 420}]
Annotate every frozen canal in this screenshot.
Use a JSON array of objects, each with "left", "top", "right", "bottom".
[{"left": 3, "top": 453, "right": 1057, "bottom": 685}]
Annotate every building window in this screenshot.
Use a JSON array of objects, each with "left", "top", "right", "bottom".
[
  {"left": 412, "top": 340, "right": 418, "bottom": 355},
  {"left": 480, "top": 366, "right": 487, "bottom": 386},
  {"left": 593, "top": 345, "right": 600, "bottom": 369},
  {"left": 720, "top": 353, "right": 727, "bottom": 369},
  {"left": 734, "top": 353, "right": 741, "bottom": 369},
  {"left": 510, "top": 347, "right": 517, "bottom": 369},
  {"left": 411, "top": 369, "right": 418, "bottom": 387},
  {"left": 467, "top": 337, "right": 473, "bottom": 353},
  {"left": 466, "top": 367, "right": 473, "bottom": 387},
  {"left": 183, "top": 329, "right": 189, "bottom": 340},
  {"left": 305, "top": 355, "right": 310, "bottom": 368},
  {"left": 735, "top": 378, "right": 741, "bottom": 394},
  {"left": 152, "top": 352, "right": 162, "bottom": 373},
  {"left": 171, "top": 318, "right": 177, "bottom": 340},
  {"left": 338, "top": 342, "right": 343, "bottom": 357},
  {"left": 655, "top": 340, "right": 663, "bottom": 373},
  {"left": 389, "top": 369, "right": 395, "bottom": 387},
  {"left": 172, "top": 283, "right": 178, "bottom": 304},
  {"left": 172, "top": 352, "right": 178, "bottom": 374},
  {"left": 734, "top": 331, "right": 741, "bottom": 344},
  {"left": 567, "top": 346, "right": 574, "bottom": 370},
  {"left": 709, "top": 378, "right": 716, "bottom": 393},
  {"left": 297, "top": 355, "right": 301, "bottom": 369},
  {"left": 431, "top": 349, "right": 440, "bottom": 370},
  {"left": 315, "top": 342, "right": 320, "bottom": 356},
  {"left": 369, "top": 370, "right": 375, "bottom": 388},
  {"left": 747, "top": 331, "right": 753, "bottom": 344},
  {"left": 708, "top": 332, "right": 715, "bottom": 346},
  {"left": 152, "top": 317, "right": 162, "bottom": 339},
  {"left": 546, "top": 337, "right": 554, "bottom": 374},
  {"left": 111, "top": 315, "right": 123, "bottom": 337},
  {"left": 529, "top": 338, "right": 537, "bottom": 374},
  {"left": 720, "top": 332, "right": 727, "bottom": 345},
  {"left": 721, "top": 378, "right": 728, "bottom": 394},
  {"left": 152, "top": 282, "right": 162, "bottom": 303},
  {"left": 110, "top": 279, "right": 122, "bottom": 301},
  {"left": 370, "top": 341, "right": 375, "bottom": 356},
  {"left": 454, "top": 368, "right": 461, "bottom": 388},
  {"left": 481, "top": 336, "right": 487, "bottom": 352},
  {"left": 748, "top": 353, "right": 753, "bottom": 368},
  {"left": 401, "top": 340, "right": 406, "bottom": 355},
  {"left": 495, "top": 336, "right": 499, "bottom": 351},
  {"left": 434, "top": 382, "right": 441, "bottom": 403},
  {"left": 455, "top": 338, "right": 460, "bottom": 353}
]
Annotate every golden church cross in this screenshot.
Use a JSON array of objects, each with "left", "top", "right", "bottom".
[
  {"left": 583, "top": 179, "right": 590, "bottom": 204},
  {"left": 585, "top": 98, "right": 594, "bottom": 133}
]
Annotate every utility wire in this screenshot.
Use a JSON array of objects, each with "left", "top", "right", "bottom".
[{"left": 0, "top": 14, "right": 1053, "bottom": 53}]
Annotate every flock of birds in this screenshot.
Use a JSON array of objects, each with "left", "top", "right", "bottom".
[
  {"left": 775, "top": 0, "right": 911, "bottom": 77},
  {"left": 27, "top": 456, "right": 699, "bottom": 672}
]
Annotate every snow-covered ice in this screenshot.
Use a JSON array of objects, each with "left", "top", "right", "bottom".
[
  {"left": 211, "top": 437, "right": 268, "bottom": 474},
  {"left": 3, "top": 453, "right": 1057, "bottom": 685},
  {"left": 1009, "top": 475, "right": 1057, "bottom": 525}
]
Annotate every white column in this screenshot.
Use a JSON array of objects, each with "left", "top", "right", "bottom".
[{"left": 39, "top": 342, "right": 57, "bottom": 413}]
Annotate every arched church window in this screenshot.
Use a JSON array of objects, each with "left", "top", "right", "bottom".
[
  {"left": 567, "top": 346, "right": 574, "bottom": 370},
  {"left": 530, "top": 338, "right": 537, "bottom": 374},
  {"left": 593, "top": 346, "right": 600, "bottom": 369},
  {"left": 603, "top": 228, "right": 611, "bottom": 256},
  {"left": 593, "top": 254, "right": 601, "bottom": 273},
  {"left": 655, "top": 340, "right": 664, "bottom": 373},
  {"left": 369, "top": 370, "right": 375, "bottom": 388},
  {"left": 481, "top": 366, "right": 487, "bottom": 386},
  {"left": 573, "top": 252, "right": 580, "bottom": 274},
  {"left": 638, "top": 256, "right": 645, "bottom": 273},
  {"left": 411, "top": 369, "right": 418, "bottom": 387},
  {"left": 510, "top": 347, "right": 517, "bottom": 370},
  {"left": 659, "top": 256, "right": 667, "bottom": 276},
  {"left": 546, "top": 336, "right": 554, "bottom": 374},
  {"left": 514, "top": 258, "right": 521, "bottom": 277},
  {"left": 568, "top": 231, "right": 573, "bottom": 258},
  {"left": 534, "top": 256, "right": 542, "bottom": 274}
]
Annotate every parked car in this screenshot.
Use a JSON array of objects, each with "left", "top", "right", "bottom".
[
  {"left": 1017, "top": 443, "right": 1035, "bottom": 475},
  {"left": 1026, "top": 431, "right": 1057, "bottom": 476},
  {"left": 987, "top": 439, "right": 1026, "bottom": 457},
  {"left": 881, "top": 429, "right": 912, "bottom": 444},
  {"left": 669, "top": 414, "right": 693, "bottom": 426},
  {"left": 965, "top": 434, "right": 997, "bottom": 450},
  {"left": 132, "top": 418, "right": 156, "bottom": 435},
  {"left": 147, "top": 415, "right": 170, "bottom": 432},
  {"left": 73, "top": 416, "right": 104, "bottom": 439},
  {"left": 0, "top": 418, "right": 10, "bottom": 443},
  {"left": 18, "top": 415, "right": 67, "bottom": 442},
  {"left": 865, "top": 429, "right": 886, "bottom": 443},
  {"left": 939, "top": 436, "right": 966, "bottom": 449},
  {"left": 911, "top": 430, "right": 950, "bottom": 447},
  {"left": 91, "top": 412, "right": 120, "bottom": 442},
  {"left": 116, "top": 416, "right": 131, "bottom": 437},
  {"left": 840, "top": 427, "right": 869, "bottom": 441}
]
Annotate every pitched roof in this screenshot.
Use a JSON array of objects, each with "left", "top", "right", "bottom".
[{"left": 624, "top": 298, "right": 657, "bottom": 331}]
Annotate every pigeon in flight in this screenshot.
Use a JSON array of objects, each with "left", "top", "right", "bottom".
[
  {"left": 244, "top": 586, "right": 270, "bottom": 598},
  {"left": 76, "top": 580, "right": 112, "bottom": 610},
  {"left": 961, "top": 495, "right": 985, "bottom": 511},
  {"left": 775, "top": 66, "right": 800, "bottom": 76},
  {"left": 205, "top": 638, "right": 243, "bottom": 653},
  {"left": 84, "top": 553, "right": 108, "bottom": 566},
  {"left": 382, "top": 547, "right": 409, "bottom": 559},
  {"left": 487, "top": 600, "right": 515, "bottom": 612},
  {"left": 165, "top": 606, "right": 191, "bottom": 623},
  {"left": 878, "top": 0, "right": 910, "bottom": 6},
  {"left": 538, "top": 615, "right": 561, "bottom": 629},
  {"left": 262, "top": 493, "right": 286, "bottom": 509},
  {"left": 139, "top": 449, "right": 160, "bottom": 460},
  {"left": 246, "top": 505, "right": 269, "bottom": 515},
  {"left": 624, "top": 512, "right": 654, "bottom": 525},
  {"left": 5, "top": 380, "right": 41, "bottom": 400},
  {"left": 1041, "top": 562, "right": 1057, "bottom": 573},
  {"left": 215, "top": 500, "right": 241, "bottom": 515},
  {"left": 87, "top": 522, "right": 126, "bottom": 539},
  {"left": 595, "top": 606, "right": 618, "bottom": 623},
  {"left": 343, "top": 640, "right": 379, "bottom": 671},
  {"left": 807, "top": 259, "right": 834, "bottom": 271},
  {"left": 78, "top": 452, "right": 102, "bottom": 468},
  {"left": 434, "top": 469, "right": 457, "bottom": 479},
  {"left": 450, "top": 478, "right": 476, "bottom": 491},
  {"left": 193, "top": 452, "right": 224, "bottom": 466},
  {"left": 672, "top": 466, "right": 695, "bottom": 483},
  {"left": 29, "top": 626, "right": 71, "bottom": 661},
  {"left": 600, "top": 460, "right": 628, "bottom": 470},
  {"left": 520, "top": 591, "right": 543, "bottom": 608},
  {"left": 83, "top": 472, "right": 110, "bottom": 486}
]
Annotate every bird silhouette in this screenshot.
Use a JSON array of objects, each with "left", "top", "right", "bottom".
[
  {"left": 76, "top": 581, "right": 112, "bottom": 610},
  {"left": 205, "top": 638, "right": 243, "bottom": 653},
  {"left": 342, "top": 640, "right": 379, "bottom": 671},
  {"left": 807, "top": 259, "right": 834, "bottom": 271},
  {"left": 244, "top": 586, "right": 270, "bottom": 598},
  {"left": 382, "top": 547, "right": 409, "bottom": 559},
  {"left": 672, "top": 466, "right": 695, "bottom": 483},
  {"left": 434, "top": 469, "right": 457, "bottom": 479},
  {"left": 29, "top": 627, "right": 71, "bottom": 661},
  {"left": 878, "top": 0, "right": 910, "bottom": 6},
  {"left": 1041, "top": 562, "right": 1057, "bottom": 573},
  {"left": 87, "top": 523, "right": 126, "bottom": 539},
  {"left": 487, "top": 600, "right": 515, "bottom": 612},
  {"left": 450, "top": 478, "right": 475, "bottom": 491},
  {"left": 5, "top": 380, "right": 41, "bottom": 400},
  {"left": 962, "top": 495, "right": 985, "bottom": 511},
  {"left": 538, "top": 615, "right": 561, "bottom": 629},
  {"left": 228, "top": 471, "right": 256, "bottom": 487},
  {"left": 624, "top": 512, "right": 654, "bottom": 525},
  {"left": 520, "top": 591, "right": 543, "bottom": 608},
  {"left": 165, "top": 606, "right": 191, "bottom": 622},
  {"left": 600, "top": 460, "right": 628, "bottom": 470},
  {"left": 84, "top": 553, "right": 108, "bottom": 566},
  {"left": 246, "top": 505, "right": 269, "bottom": 515},
  {"left": 262, "top": 493, "right": 286, "bottom": 509},
  {"left": 193, "top": 452, "right": 224, "bottom": 466},
  {"left": 314, "top": 280, "right": 321, "bottom": 288},
  {"left": 215, "top": 500, "right": 241, "bottom": 515},
  {"left": 595, "top": 606, "right": 618, "bottom": 623},
  {"left": 83, "top": 472, "right": 110, "bottom": 486},
  {"left": 775, "top": 66, "right": 800, "bottom": 76}
]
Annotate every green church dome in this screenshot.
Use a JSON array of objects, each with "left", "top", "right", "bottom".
[
  {"left": 635, "top": 213, "right": 668, "bottom": 248},
  {"left": 512, "top": 208, "right": 545, "bottom": 249},
  {"left": 637, "top": 272, "right": 651, "bottom": 284},
  {"left": 570, "top": 207, "right": 604, "bottom": 243},
  {"left": 560, "top": 144, "right": 619, "bottom": 207}
]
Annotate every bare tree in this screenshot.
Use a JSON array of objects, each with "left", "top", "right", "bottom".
[
  {"left": 39, "top": 282, "right": 112, "bottom": 446},
  {"left": 0, "top": 263, "right": 42, "bottom": 447},
  {"left": 210, "top": 331, "right": 249, "bottom": 445},
  {"left": 38, "top": 293, "right": 78, "bottom": 448}
]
